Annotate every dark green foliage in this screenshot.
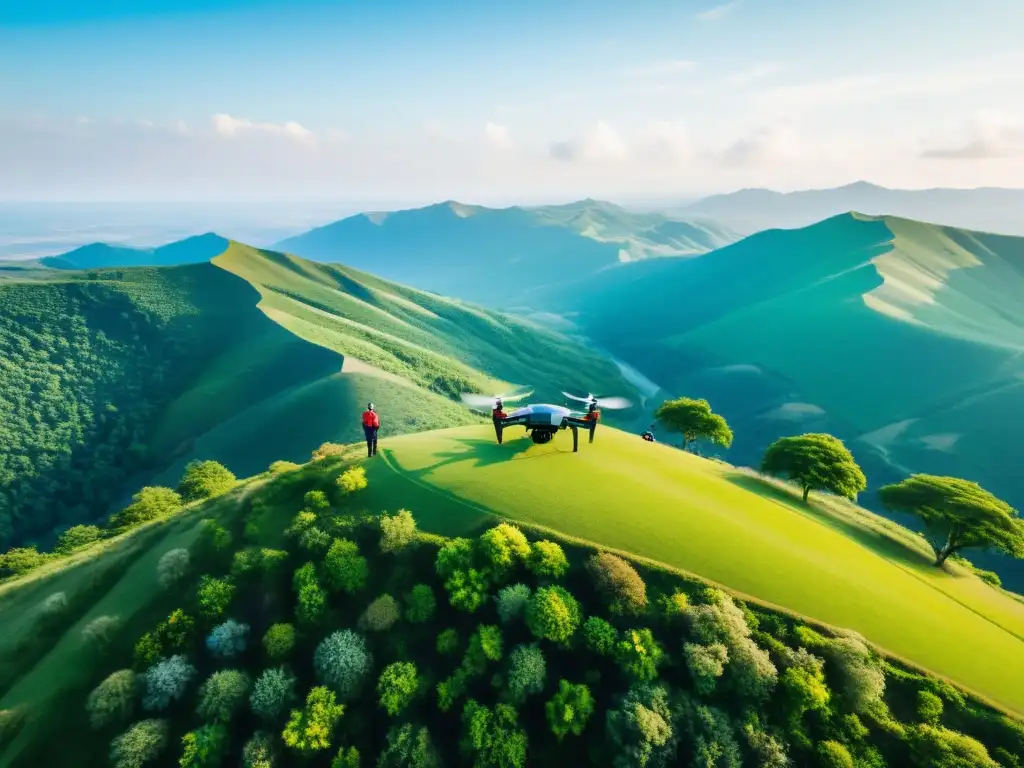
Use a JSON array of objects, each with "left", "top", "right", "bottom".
[
  {"left": 460, "top": 699, "right": 528, "bottom": 768},
  {"left": 263, "top": 623, "right": 296, "bottom": 659},
  {"left": 110, "top": 718, "right": 169, "bottom": 768},
  {"left": 197, "top": 670, "right": 251, "bottom": 722},
  {"left": 156, "top": 609, "right": 196, "bottom": 652},
  {"left": 654, "top": 396, "right": 733, "bottom": 451},
  {"left": 314, "top": 630, "right": 374, "bottom": 700},
  {"left": 109, "top": 487, "right": 183, "bottom": 531},
  {"left": 684, "top": 643, "right": 728, "bottom": 695},
  {"left": 377, "top": 724, "right": 440, "bottom": 768},
  {"left": 760, "top": 433, "right": 867, "bottom": 503},
  {"left": 527, "top": 540, "right": 569, "bottom": 578},
  {"left": 86, "top": 669, "right": 137, "bottom": 729},
  {"left": 506, "top": 644, "right": 546, "bottom": 703},
  {"left": 587, "top": 551, "right": 648, "bottom": 616},
  {"left": 304, "top": 490, "right": 330, "bottom": 510},
  {"left": 525, "top": 585, "right": 582, "bottom": 643},
  {"left": 435, "top": 537, "right": 490, "bottom": 612},
  {"left": 358, "top": 594, "right": 401, "bottom": 632},
  {"left": 250, "top": 667, "right": 297, "bottom": 721},
  {"left": 405, "top": 584, "right": 437, "bottom": 623},
  {"left": 282, "top": 686, "right": 345, "bottom": 755},
  {"left": 879, "top": 474, "right": 1024, "bottom": 565},
  {"left": 677, "top": 692, "right": 742, "bottom": 768},
  {"left": 436, "top": 628, "right": 459, "bottom": 656},
  {"left": 545, "top": 680, "right": 594, "bottom": 740},
  {"left": 196, "top": 576, "right": 235, "bottom": 620},
  {"left": 179, "top": 723, "right": 229, "bottom": 767},
  {"left": 177, "top": 460, "right": 236, "bottom": 502},
  {"left": 583, "top": 616, "right": 618, "bottom": 656},
  {"left": 605, "top": 683, "right": 678, "bottom": 768},
  {"left": 917, "top": 689, "right": 944, "bottom": 723},
  {"left": 615, "top": 628, "right": 664, "bottom": 683},
  {"left": 377, "top": 662, "right": 421, "bottom": 716},
  {"left": 324, "top": 538, "right": 369, "bottom": 593},
  {"left": 133, "top": 632, "right": 163, "bottom": 668},
  {"left": 496, "top": 583, "right": 531, "bottom": 623},
  {"left": 55, "top": 524, "right": 103, "bottom": 554},
  {"left": 241, "top": 731, "right": 276, "bottom": 768},
  {"left": 331, "top": 745, "right": 361, "bottom": 768}
]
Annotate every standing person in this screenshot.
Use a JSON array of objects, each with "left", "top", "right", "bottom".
[
  {"left": 492, "top": 398, "right": 508, "bottom": 444},
  {"left": 362, "top": 402, "right": 380, "bottom": 457}
]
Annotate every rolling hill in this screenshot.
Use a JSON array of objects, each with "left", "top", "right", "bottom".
[
  {"left": 274, "top": 199, "right": 737, "bottom": 305},
  {"left": 39, "top": 233, "right": 229, "bottom": 270},
  {"left": 680, "top": 181, "right": 1024, "bottom": 236},
  {"left": 0, "top": 242, "right": 637, "bottom": 550}
]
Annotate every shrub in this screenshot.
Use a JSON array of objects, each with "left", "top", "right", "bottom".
[
  {"left": 587, "top": 552, "right": 648, "bottom": 616},
  {"left": 241, "top": 731, "right": 276, "bottom": 768},
  {"left": 917, "top": 689, "right": 943, "bottom": 723},
  {"left": 197, "top": 669, "right": 251, "bottom": 722},
  {"left": 817, "top": 740, "right": 855, "bottom": 768},
  {"left": 155, "top": 609, "right": 195, "bottom": 651},
  {"left": 336, "top": 465, "right": 368, "bottom": 495},
  {"left": 282, "top": 686, "right": 345, "bottom": 755},
  {"left": 743, "top": 721, "right": 789, "bottom": 768},
  {"left": 479, "top": 523, "right": 531, "bottom": 573},
  {"left": 436, "top": 538, "right": 474, "bottom": 578},
  {"left": 299, "top": 527, "right": 332, "bottom": 554},
  {"left": 527, "top": 540, "right": 569, "bottom": 579},
  {"left": 250, "top": 667, "right": 298, "bottom": 721},
  {"left": 658, "top": 590, "right": 689, "bottom": 620},
  {"left": 269, "top": 460, "right": 302, "bottom": 474},
  {"left": 179, "top": 723, "right": 228, "bottom": 768},
  {"left": 82, "top": 615, "right": 122, "bottom": 651},
  {"left": 583, "top": 616, "right": 618, "bottom": 656},
  {"left": 0, "top": 546, "right": 49, "bottom": 578},
  {"left": 380, "top": 510, "right": 417, "bottom": 553},
  {"left": 157, "top": 549, "right": 190, "bottom": 589},
  {"left": 546, "top": 680, "right": 594, "bottom": 740},
  {"left": 443, "top": 566, "right": 489, "bottom": 612},
  {"left": 206, "top": 619, "right": 249, "bottom": 658},
  {"left": 332, "top": 746, "right": 362, "bottom": 768},
  {"left": 289, "top": 511, "right": 318, "bottom": 535},
  {"left": 496, "top": 584, "right": 531, "bottom": 624},
  {"left": 525, "top": 585, "right": 582, "bottom": 644},
  {"left": 377, "top": 662, "right": 421, "bottom": 716},
  {"left": 606, "top": 684, "right": 677, "bottom": 768},
  {"left": 324, "top": 538, "right": 369, "bottom": 593},
  {"left": 55, "top": 524, "right": 102, "bottom": 554},
  {"left": 461, "top": 700, "right": 528, "bottom": 768},
  {"left": 780, "top": 651, "right": 831, "bottom": 742},
  {"left": 477, "top": 624, "right": 503, "bottom": 661},
  {"left": 821, "top": 634, "right": 885, "bottom": 713},
  {"left": 405, "top": 584, "right": 437, "bottom": 623},
  {"left": 677, "top": 693, "right": 742, "bottom": 768},
  {"left": 142, "top": 655, "right": 196, "bottom": 711},
  {"left": 314, "top": 630, "right": 374, "bottom": 700},
  {"left": 263, "top": 623, "right": 296, "bottom": 659},
  {"left": 616, "top": 628, "right": 664, "bottom": 682},
  {"left": 312, "top": 442, "right": 347, "bottom": 461},
  {"left": 359, "top": 594, "right": 401, "bottom": 632},
  {"left": 304, "top": 490, "right": 330, "bottom": 509},
  {"left": 110, "top": 719, "right": 168, "bottom": 768},
  {"left": 436, "top": 629, "right": 459, "bottom": 656},
  {"left": 684, "top": 643, "right": 729, "bottom": 695},
  {"left": 194, "top": 519, "right": 233, "bottom": 559},
  {"left": 377, "top": 724, "right": 440, "bottom": 768},
  {"left": 506, "top": 644, "right": 547, "bottom": 703},
  {"left": 196, "top": 576, "right": 235, "bottom": 619},
  {"left": 109, "top": 487, "right": 182, "bottom": 531},
  {"left": 87, "top": 669, "right": 137, "bottom": 729},
  {"left": 178, "top": 460, "right": 236, "bottom": 502},
  {"left": 907, "top": 724, "right": 999, "bottom": 768},
  {"left": 134, "top": 632, "right": 162, "bottom": 668},
  {"left": 230, "top": 548, "right": 262, "bottom": 577}
]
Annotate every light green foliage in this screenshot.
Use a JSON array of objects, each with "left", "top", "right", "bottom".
[
  {"left": 587, "top": 552, "right": 648, "bottom": 616},
  {"left": 178, "top": 460, "right": 236, "bottom": 502},
  {"left": 654, "top": 397, "right": 733, "bottom": 451},
  {"left": 436, "top": 537, "right": 474, "bottom": 578},
  {"left": 436, "top": 629, "right": 459, "bottom": 656},
  {"left": 304, "top": 490, "right": 330, "bottom": 510},
  {"left": 477, "top": 624, "right": 503, "bottom": 661},
  {"left": 196, "top": 575, "right": 235, "bottom": 619},
  {"left": 658, "top": 590, "right": 689, "bottom": 620},
  {"left": 879, "top": 475, "right": 1024, "bottom": 565},
  {"left": 197, "top": 670, "right": 251, "bottom": 722},
  {"left": 250, "top": 668, "right": 298, "bottom": 721},
  {"left": 86, "top": 669, "right": 137, "bottom": 729},
  {"left": 684, "top": 643, "right": 729, "bottom": 695},
  {"left": 336, "top": 465, "right": 368, "bottom": 496},
  {"left": 178, "top": 723, "right": 228, "bottom": 768},
  {"left": 142, "top": 655, "right": 196, "bottom": 712},
  {"left": 194, "top": 519, "right": 233, "bottom": 558},
  {"left": 380, "top": 509, "right": 417, "bottom": 553},
  {"left": 917, "top": 690, "right": 943, "bottom": 723},
  {"left": 359, "top": 594, "right": 401, "bottom": 632},
  {"left": 314, "top": 630, "right": 374, "bottom": 700},
  {"left": 760, "top": 433, "right": 867, "bottom": 503},
  {"left": 331, "top": 746, "right": 361, "bottom": 768},
  {"left": 794, "top": 625, "right": 828, "bottom": 649},
  {"left": 496, "top": 584, "right": 531, "bottom": 623},
  {"left": 443, "top": 566, "right": 489, "bottom": 612},
  {"left": 479, "top": 523, "right": 531, "bottom": 573},
  {"left": 157, "top": 548, "right": 191, "bottom": 589},
  {"left": 263, "top": 623, "right": 296, "bottom": 659},
  {"left": 616, "top": 628, "right": 664, "bottom": 683},
  {"left": 405, "top": 584, "right": 437, "bottom": 623},
  {"left": 527, "top": 540, "right": 569, "bottom": 579},
  {"left": 606, "top": 684, "right": 677, "bottom": 768},
  {"left": 134, "top": 632, "right": 162, "bottom": 668},
  {"left": 206, "top": 619, "right": 249, "bottom": 658},
  {"left": 819, "top": 633, "right": 885, "bottom": 713},
  {"left": 817, "top": 740, "right": 854, "bottom": 768},
  {"left": 154, "top": 609, "right": 195, "bottom": 653},
  {"left": 460, "top": 700, "right": 528, "bottom": 768},
  {"left": 908, "top": 724, "right": 999, "bottom": 768},
  {"left": 742, "top": 720, "right": 789, "bottom": 768},
  {"left": 312, "top": 442, "right": 347, "bottom": 461},
  {"left": 282, "top": 686, "right": 344, "bottom": 755},
  {"left": 293, "top": 562, "right": 327, "bottom": 624},
  {"left": 780, "top": 649, "right": 831, "bottom": 742},
  {"left": 241, "top": 731, "right": 276, "bottom": 768},
  {"left": 82, "top": 614, "right": 122, "bottom": 650},
  {"left": 55, "top": 524, "right": 103, "bottom": 554},
  {"left": 377, "top": 724, "right": 440, "bottom": 768},
  {"left": 583, "top": 616, "right": 619, "bottom": 656},
  {"left": 377, "top": 662, "right": 421, "bottom": 716},
  {"left": 546, "top": 680, "right": 594, "bottom": 740},
  {"left": 299, "top": 527, "right": 332, "bottom": 554},
  {"left": 290, "top": 510, "right": 318, "bottom": 534},
  {"left": 109, "top": 487, "right": 183, "bottom": 531},
  {"left": 258, "top": 548, "right": 288, "bottom": 578},
  {"left": 525, "top": 585, "right": 582, "bottom": 644},
  {"left": 110, "top": 719, "right": 169, "bottom": 768},
  {"left": 324, "top": 538, "right": 369, "bottom": 593},
  {"left": 231, "top": 547, "right": 263, "bottom": 577},
  {"left": 506, "top": 644, "right": 546, "bottom": 703},
  {"left": 269, "top": 460, "right": 302, "bottom": 474},
  {"left": 0, "top": 545, "right": 50, "bottom": 578}
]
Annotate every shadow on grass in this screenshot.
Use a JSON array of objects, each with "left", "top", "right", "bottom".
[
  {"left": 725, "top": 473, "right": 939, "bottom": 573},
  {"left": 387, "top": 431, "right": 574, "bottom": 476}
]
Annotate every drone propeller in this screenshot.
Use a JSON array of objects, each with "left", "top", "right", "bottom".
[
  {"left": 460, "top": 388, "right": 534, "bottom": 408},
  {"left": 562, "top": 391, "right": 633, "bottom": 410}
]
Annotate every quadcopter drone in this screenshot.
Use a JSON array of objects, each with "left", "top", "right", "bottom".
[{"left": 460, "top": 388, "right": 632, "bottom": 452}]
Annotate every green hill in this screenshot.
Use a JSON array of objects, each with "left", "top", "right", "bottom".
[
  {"left": 274, "top": 199, "right": 737, "bottom": 305},
  {"left": 40, "top": 233, "right": 229, "bottom": 270}
]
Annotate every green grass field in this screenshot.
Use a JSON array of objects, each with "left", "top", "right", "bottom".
[{"left": 350, "top": 424, "right": 1024, "bottom": 715}]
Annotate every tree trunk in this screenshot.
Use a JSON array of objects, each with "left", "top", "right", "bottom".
[
  {"left": 802, "top": 486, "right": 810, "bottom": 502},
  {"left": 933, "top": 529, "right": 959, "bottom": 567}
]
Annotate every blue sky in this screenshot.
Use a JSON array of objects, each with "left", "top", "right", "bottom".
[{"left": 2, "top": 0, "right": 1022, "bottom": 202}]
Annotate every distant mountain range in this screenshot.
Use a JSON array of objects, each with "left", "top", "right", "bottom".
[
  {"left": 39, "top": 232, "right": 229, "bottom": 269},
  {"left": 679, "top": 181, "right": 1024, "bottom": 236}
]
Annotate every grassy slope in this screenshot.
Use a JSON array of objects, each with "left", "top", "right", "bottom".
[{"left": 357, "top": 424, "right": 1024, "bottom": 714}]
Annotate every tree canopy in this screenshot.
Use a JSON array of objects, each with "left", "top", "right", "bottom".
[
  {"left": 760, "top": 433, "right": 867, "bottom": 502},
  {"left": 878, "top": 474, "right": 1024, "bottom": 566},
  {"left": 653, "top": 397, "right": 733, "bottom": 452}
]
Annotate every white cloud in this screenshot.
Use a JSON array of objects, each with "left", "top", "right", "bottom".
[
  {"left": 212, "top": 113, "right": 314, "bottom": 144},
  {"left": 484, "top": 122, "right": 511, "bottom": 149},
  {"left": 640, "top": 121, "right": 691, "bottom": 162},
  {"left": 718, "top": 124, "right": 800, "bottom": 167},
  {"left": 922, "top": 111, "right": 1024, "bottom": 160},
  {"left": 695, "top": 1, "right": 739, "bottom": 21},
  {"left": 550, "top": 120, "right": 628, "bottom": 163}
]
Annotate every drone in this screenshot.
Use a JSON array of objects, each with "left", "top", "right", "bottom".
[{"left": 460, "top": 388, "right": 633, "bottom": 452}]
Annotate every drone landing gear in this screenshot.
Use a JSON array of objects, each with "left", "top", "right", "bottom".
[{"left": 570, "top": 425, "right": 578, "bottom": 452}]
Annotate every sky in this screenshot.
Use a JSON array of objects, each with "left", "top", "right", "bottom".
[{"left": 2, "top": 0, "right": 1023, "bottom": 204}]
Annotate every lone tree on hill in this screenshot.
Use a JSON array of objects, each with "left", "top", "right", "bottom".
[
  {"left": 760, "top": 433, "right": 866, "bottom": 503},
  {"left": 654, "top": 397, "right": 733, "bottom": 453},
  {"left": 878, "top": 475, "right": 1024, "bottom": 567}
]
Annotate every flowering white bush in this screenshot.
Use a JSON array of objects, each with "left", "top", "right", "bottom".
[
  {"left": 142, "top": 655, "right": 196, "bottom": 711},
  {"left": 314, "top": 630, "right": 373, "bottom": 700}
]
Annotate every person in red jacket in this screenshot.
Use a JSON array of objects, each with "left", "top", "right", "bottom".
[
  {"left": 362, "top": 402, "right": 380, "bottom": 457},
  {"left": 492, "top": 398, "right": 508, "bottom": 444}
]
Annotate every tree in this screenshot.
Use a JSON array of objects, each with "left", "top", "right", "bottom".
[
  {"left": 177, "top": 460, "right": 236, "bottom": 502},
  {"left": 197, "top": 670, "right": 251, "bottom": 722},
  {"left": 527, "top": 540, "right": 569, "bottom": 579},
  {"left": 819, "top": 632, "right": 885, "bottom": 714},
  {"left": 606, "top": 684, "right": 678, "bottom": 768},
  {"left": 506, "top": 644, "right": 547, "bottom": 703},
  {"left": 654, "top": 397, "right": 733, "bottom": 452},
  {"left": 546, "top": 680, "right": 595, "bottom": 740},
  {"left": 405, "top": 584, "right": 437, "bottom": 624},
  {"left": 908, "top": 724, "right": 999, "bottom": 768},
  {"left": 760, "top": 433, "right": 867, "bottom": 503},
  {"left": 460, "top": 700, "right": 528, "bottom": 768},
  {"left": 817, "top": 740, "right": 855, "bottom": 768},
  {"left": 55, "top": 524, "right": 102, "bottom": 554},
  {"left": 304, "top": 490, "right": 330, "bottom": 510},
  {"left": 0, "top": 546, "right": 49, "bottom": 578},
  {"left": 110, "top": 719, "right": 168, "bottom": 768},
  {"left": 241, "top": 731, "right": 276, "bottom": 768},
  {"left": 496, "top": 584, "right": 531, "bottom": 624},
  {"left": 314, "top": 630, "right": 374, "bottom": 700},
  {"left": 684, "top": 643, "right": 729, "bottom": 695},
  {"left": 918, "top": 690, "right": 944, "bottom": 723},
  {"left": 263, "top": 623, "right": 296, "bottom": 659},
  {"left": 282, "top": 687, "right": 344, "bottom": 755},
  {"left": 525, "top": 585, "right": 582, "bottom": 644},
  {"left": 377, "top": 724, "right": 440, "bottom": 768},
  {"left": 324, "top": 538, "right": 369, "bottom": 593},
  {"left": 615, "top": 629, "right": 664, "bottom": 683},
  {"left": 436, "top": 629, "right": 459, "bottom": 656},
  {"left": 331, "top": 746, "right": 361, "bottom": 768},
  {"left": 86, "top": 669, "right": 137, "bottom": 729},
  {"left": 583, "top": 616, "right": 618, "bottom": 656},
  {"left": 142, "top": 655, "right": 197, "bottom": 711},
  {"left": 157, "top": 549, "right": 190, "bottom": 589},
  {"left": 336, "top": 465, "right": 368, "bottom": 495},
  {"left": 359, "top": 594, "right": 401, "bottom": 632},
  {"left": 206, "top": 620, "right": 249, "bottom": 658},
  {"left": 479, "top": 523, "right": 531, "bottom": 574},
  {"left": 878, "top": 475, "right": 1024, "bottom": 566},
  {"left": 108, "top": 487, "right": 182, "bottom": 531},
  {"left": 250, "top": 667, "right": 298, "bottom": 721},
  {"left": 377, "top": 662, "right": 421, "bottom": 716},
  {"left": 196, "top": 575, "right": 235, "bottom": 619},
  {"left": 586, "top": 552, "right": 648, "bottom": 616},
  {"left": 380, "top": 510, "right": 417, "bottom": 553},
  {"left": 178, "top": 723, "right": 228, "bottom": 768}
]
